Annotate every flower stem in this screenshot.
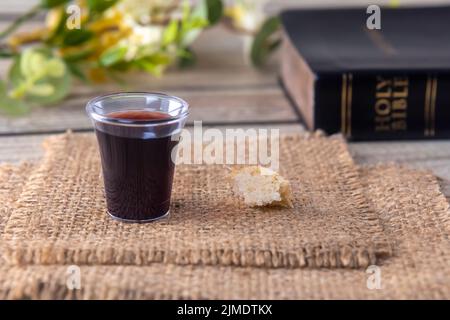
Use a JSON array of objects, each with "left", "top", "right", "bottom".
[
  {"left": 0, "top": 5, "right": 42, "bottom": 41},
  {"left": 0, "top": 44, "right": 13, "bottom": 57}
]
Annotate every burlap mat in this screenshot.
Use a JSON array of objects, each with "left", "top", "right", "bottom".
[
  {"left": 0, "top": 164, "right": 448, "bottom": 299},
  {"left": 0, "top": 163, "right": 35, "bottom": 232},
  {"left": 0, "top": 163, "right": 35, "bottom": 246},
  {"left": 1, "top": 132, "right": 390, "bottom": 268}
]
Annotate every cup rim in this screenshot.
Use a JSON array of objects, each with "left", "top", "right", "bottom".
[{"left": 86, "top": 92, "right": 189, "bottom": 127}]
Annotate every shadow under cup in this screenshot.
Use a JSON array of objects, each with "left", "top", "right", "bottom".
[{"left": 86, "top": 93, "right": 189, "bottom": 222}]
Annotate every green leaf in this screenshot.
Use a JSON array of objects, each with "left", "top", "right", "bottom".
[
  {"left": 180, "top": 1, "right": 209, "bottom": 47},
  {"left": 250, "top": 16, "right": 281, "bottom": 67},
  {"left": 178, "top": 48, "right": 196, "bottom": 68},
  {"left": 0, "top": 50, "right": 14, "bottom": 58},
  {"left": 9, "top": 50, "right": 71, "bottom": 105},
  {"left": 26, "top": 69, "right": 71, "bottom": 105},
  {"left": 46, "top": 58, "right": 66, "bottom": 77},
  {"left": 0, "top": 43, "right": 14, "bottom": 58},
  {"left": 109, "top": 61, "right": 132, "bottom": 71},
  {"left": 9, "top": 57, "right": 22, "bottom": 88},
  {"left": 134, "top": 53, "right": 172, "bottom": 76},
  {"left": 182, "top": 0, "right": 191, "bottom": 21},
  {"left": 163, "top": 20, "right": 178, "bottom": 46},
  {"left": 180, "top": 17, "right": 207, "bottom": 47},
  {"left": 205, "top": 0, "right": 223, "bottom": 25},
  {"left": 180, "top": 28, "right": 202, "bottom": 47},
  {"left": 66, "top": 63, "right": 88, "bottom": 83},
  {"left": 146, "top": 53, "right": 172, "bottom": 65},
  {"left": 10, "top": 49, "right": 51, "bottom": 87},
  {"left": 40, "top": 0, "right": 70, "bottom": 9},
  {"left": 62, "top": 29, "right": 94, "bottom": 47},
  {"left": 189, "top": 16, "right": 209, "bottom": 29},
  {"left": 27, "top": 83, "right": 55, "bottom": 96},
  {"left": 45, "top": 10, "right": 68, "bottom": 43},
  {"left": 99, "top": 46, "right": 127, "bottom": 67},
  {"left": 134, "top": 59, "right": 163, "bottom": 77},
  {"left": 20, "top": 49, "right": 46, "bottom": 78},
  {"left": 192, "top": 0, "right": 207, "bottom": 20},
  {"left": 87, "top": 0, "right": 118, "bottom": 14},
  {"left": 62, "top": 48, "right": 95, "bottom": 62},
  {"left": 0, "top": 81, "right": 29, "bottom": 116}
]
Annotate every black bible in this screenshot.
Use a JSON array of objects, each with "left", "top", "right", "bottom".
[{"left": 280, "top": 6, "right": 450, "bottom": 140}]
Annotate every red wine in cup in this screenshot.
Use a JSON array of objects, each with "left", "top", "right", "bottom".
[{"left": 95, "top": 110, "right": 178, "bottom": 221}]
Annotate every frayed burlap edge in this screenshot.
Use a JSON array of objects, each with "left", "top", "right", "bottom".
[{"left": 3, "top": 242, "right": 391, "bottom": 269}]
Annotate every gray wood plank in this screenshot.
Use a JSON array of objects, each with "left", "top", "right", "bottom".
[
  {"left": 350, "top": 141, "right": 450, "bottom": 199},
  {"left": 349, "top": 141, "right": 450, "bottom": 180},
  {"left": 0, "top": 88, "right": 297, "bottom": 133},
  {"left": 0, "top": 124, "right": 304, "bottom": 163}
]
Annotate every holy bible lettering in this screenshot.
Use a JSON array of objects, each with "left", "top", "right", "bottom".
[{"left": 374, "top": 76, "right": 409, "bottom": 132}]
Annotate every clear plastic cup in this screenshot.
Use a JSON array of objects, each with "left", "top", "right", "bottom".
[{"left": 86, "top": 92, "right": 189, "bottom": 222}]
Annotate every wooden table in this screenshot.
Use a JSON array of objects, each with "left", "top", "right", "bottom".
[{"left": 1, "top": 3, "right": 450, "bottom": 198}]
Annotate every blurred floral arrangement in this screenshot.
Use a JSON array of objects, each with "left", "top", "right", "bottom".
[{"left": 0, "top": 0, "right": 279, "bottom": 115}]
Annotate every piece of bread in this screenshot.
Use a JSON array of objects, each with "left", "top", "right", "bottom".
[{"left": 230, "top": 166, "right": 294, "bottom": 208}]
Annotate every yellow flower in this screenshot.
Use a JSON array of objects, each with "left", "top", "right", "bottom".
[
  {"left": 45, "top": 7, "right": 64, "bottom": 32},
  {"left": 58, "top": 7, "right": 132, "bottom": 61},
  {"left": 88, "top": 67, "right": 108, "bottom": 83},
  {"left": 225, "top": 5, "right": 244, "bottom": 23},
  {"left": 225, "top": 0, "right": 267, "bottom": 33},
  {"left": 117, "top": 0, "right": 179, "bottom": 24},
  {"left": 46, "top": 0, "right": 89, "bottom": 33},
  {"left": 7, "top": 28, "right": 47, "bottom": 51},
  {"left": 121, "top": 24, "right": 164, "bottom": 61},
  {"left": 89, "top": 8, "right": 127, "bottom": 33},
  {"left": 389, "top": 0, "right": 401, "bottom": 8}
]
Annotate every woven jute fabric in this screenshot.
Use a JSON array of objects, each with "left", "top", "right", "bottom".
[
  {"left": 0, "top": 164, "right": 448, "bottom": 299},
  {"left": 0, "top": 162, "right": 35, "bottom": 264},
  {"left": 0, "top": 163, "right": 35, "bottom": 236},
  {"left": 2, "top": 132, "right": 390, "bottom": 268},
  {"left": 361, "top": 165, "right": 450, "bottom": 272}
]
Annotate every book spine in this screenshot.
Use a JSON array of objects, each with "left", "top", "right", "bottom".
[{"left": 314, "top": 72, "right": 450, "bottom": 141}]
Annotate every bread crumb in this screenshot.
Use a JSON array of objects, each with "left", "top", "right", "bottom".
[{"left": 230, "top": 166, "right": 294, "bottom": 208}]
